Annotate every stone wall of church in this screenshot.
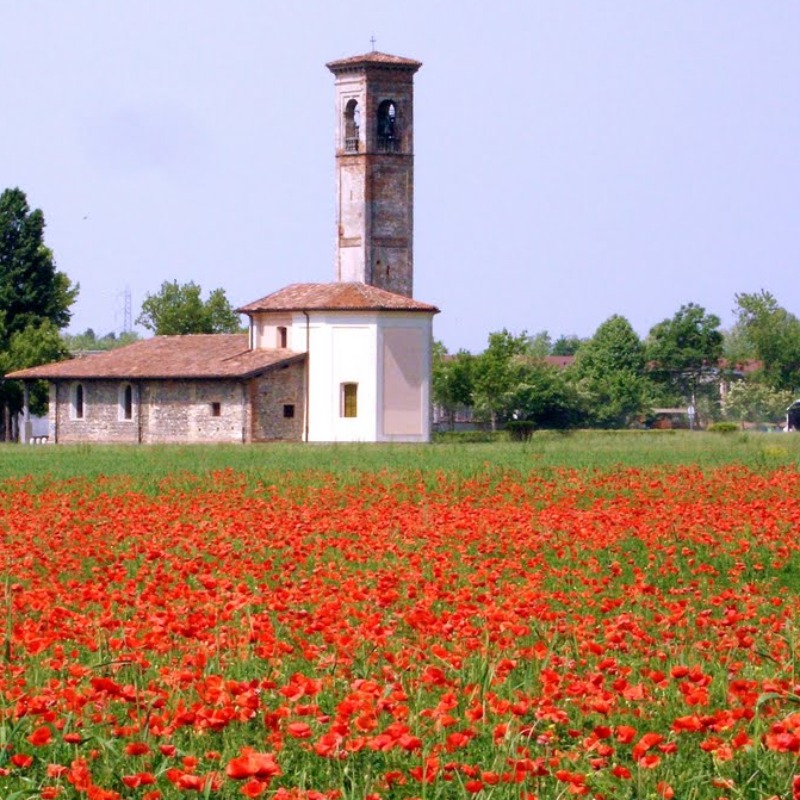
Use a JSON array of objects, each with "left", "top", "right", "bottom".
[
  {"left": 140, "top": 381, "right": 246, "bottom": 444},
  {"left": 51, "top": 379, "right": 248, "bottom": 444},
  {"left": 250, "top": 362, "right": 305, "bottom": 441},
  {"left": 52, "top": 380, "right": 141, "bottom": 443}
]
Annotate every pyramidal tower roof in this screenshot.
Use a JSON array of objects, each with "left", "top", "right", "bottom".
[{"left": 326, "top": 51, "right": 422, "bottom": 74}]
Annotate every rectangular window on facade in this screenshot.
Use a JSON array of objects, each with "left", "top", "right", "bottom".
[
  {"left": 120, "top": 384, "right": 133, "bottom": 421},
  {"left": 277, "top": 326, "right": 288, "bottom": 348},
  {"left": 341, "top": 383, "right": 358, "bottom": 418},
  {"left": 283, "top": 404, "right": 295, "bottom": 419},
  {"left": 211, "top": 402, "right": 221, "bottom": 417},
  {"left": 72, "top": 383, "right": 85, "bottom": 420}
]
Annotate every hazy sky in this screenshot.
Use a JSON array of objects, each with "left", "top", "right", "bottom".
[{"left": 2, "top": 2, "right": 798, "bottom": 353}]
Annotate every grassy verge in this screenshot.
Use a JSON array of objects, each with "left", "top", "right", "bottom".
[{"left": 1, "top": 429, "right": 799, "bottom": 488}]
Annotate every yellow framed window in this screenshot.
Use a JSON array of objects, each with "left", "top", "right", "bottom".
[{"left": 341, "top": 383, "right": 358, "bottom": 418}]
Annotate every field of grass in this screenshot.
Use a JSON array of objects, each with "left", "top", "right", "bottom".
[
  {"left": 1, "top": 430, "right": 800, "bottom": 487},
  {"left": 2, "top": 434, "right": 800, "bottom": 798}
]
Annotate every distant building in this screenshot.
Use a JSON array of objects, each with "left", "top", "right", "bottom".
[{"left": 7, "top": 51, "right": 438, "bottom": 444}]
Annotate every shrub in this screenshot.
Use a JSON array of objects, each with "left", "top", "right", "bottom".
[
  {"left": 708, "top": 421, "right": 739, "bottom": 433},
  {"left": 432, "top": 430, "right": 507, "bottom": 444},
  {"left": 506, "top": 420, "right": 536, "bottom": 441}
]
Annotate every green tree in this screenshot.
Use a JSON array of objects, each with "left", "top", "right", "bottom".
[
  {"left": 722, "top": 323, "right": 756, "bottom": 369},
  {"left": 722, "top": 381, "right": 793, "bottom": 427},
  {"left": 576, "top": 315, "right": 645, "bottom": 376},
  {"left": 574, "top": 314, "right": 651, "bottom": 427},
  {"left": 551, "top": 334, "right": 584, "bottom": 356},
  {"left": 101, "top": 331, "right": 140, "bottom": 349},
  {"left": 473, "top": 330, "right": 585, "bottom": 430},
  {"left": 0, "top": 188, "right": 78, "bottom": 437},
  {"left": 472, "top": 330, "right": 534, "bottom": 430},
  {"left": 62, "top": 328, "right": 141, "bottom": 353},
  {"left": 0, "top": 320, "right": 70, "bottom": 437},
  {"left": 503, "top": 358, "right": 584, "bottom": 430},
  {"left": 205, "top": 287, "right": 243, "bottom": 334},
  {"left": 733, "top": 290, "right": 800, "bottom": 391},
  {"left": 0, "top": 188, "right": 78, "bottom": 338},
  {"left": 528, "top": 330, "right": 553, "bottom": 359},
  {"left": 136, "top": 281, "right": 241, "bottom": 335},
  {"left": 646, "top": 303, "right": 724, "bottom": 407},
  {"left": 432, "top": 342, "right": 475, "bottom": 431}
]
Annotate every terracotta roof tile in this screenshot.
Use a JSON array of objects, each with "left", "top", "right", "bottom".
[
  {"left": 6, "top": 334, "right": 304, "bottom": 381},
  {"left": 238, "top": 283, "right": 439, "bottom": 314},
  {"left": 326, "top": 51, "right": 422, "bottom": 73}
]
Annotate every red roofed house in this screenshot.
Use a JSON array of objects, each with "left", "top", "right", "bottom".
[{"left": 7, "top": 51, "right": 439, "bottom": 444}]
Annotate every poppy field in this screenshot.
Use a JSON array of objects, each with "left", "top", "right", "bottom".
[{"left": 3, "top": 452, "right": 800, "bottom": 798}]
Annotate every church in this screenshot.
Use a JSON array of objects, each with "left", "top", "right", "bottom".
[{"left": 7, "top": 51, "right": 439, "bottom": 444}]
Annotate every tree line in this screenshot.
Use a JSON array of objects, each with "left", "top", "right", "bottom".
[{"left": 434, "top": 296, "right": 800, "bottom": 432}]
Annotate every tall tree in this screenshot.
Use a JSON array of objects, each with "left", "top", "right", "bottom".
[
  {"left": 575, "top": 315, "right": 645, "bottom": 376},
  {"left": 472, "top": 330, "right": 585, "bottom": 430},
  {"left": 722, "top": 323, "right": 756, "bottom": 370},
  {"left": 646, "top": 303, "right": 724, "bottom": 406},
  {"left": 472, "top": 330, "right": 533, "bottom": 430},
  {"left": 432, "top": 342, "right": 475, "bottom": 431},
  {"left": 503, "top": 358, "right": 584, "bottom": 430},
  {"left": 0, "top": 188, "right": 78, "bottom": 438},
  {"left": 733, "top": 290, "right": 800, "bottom": 391},
  {"left": 574, "top": 314, "right": 651, "bottom": 427},
  {"left": 136, "top": 281, "right": 241, "bottom": 335}
]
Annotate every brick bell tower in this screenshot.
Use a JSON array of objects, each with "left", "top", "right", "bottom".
[{"left": 326, "top": 50, "right": 422, "bottom": 298}]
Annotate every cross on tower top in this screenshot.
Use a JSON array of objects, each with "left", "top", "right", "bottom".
[{"left": 370, "top": 35, "right": 376, "bottom": 51}]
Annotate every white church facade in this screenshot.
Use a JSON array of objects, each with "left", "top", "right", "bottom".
[{"left": 7, "top": 50, "right": 439, "bottom": 444}]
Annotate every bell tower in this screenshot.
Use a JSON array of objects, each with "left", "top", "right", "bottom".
[{"left": 327, "top": 51, "right": 422, "bottom": 298}]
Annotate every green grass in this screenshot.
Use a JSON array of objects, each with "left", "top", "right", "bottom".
[{"left": 1, "top": 429, "right": 799, "bottom": 489}]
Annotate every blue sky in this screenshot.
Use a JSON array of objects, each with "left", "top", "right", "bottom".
[{"left": 2, "top": 1, "right": 798, "bottom": 353}]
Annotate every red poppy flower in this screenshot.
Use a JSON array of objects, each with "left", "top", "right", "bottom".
[
  {"left": 240, "top": 779, "right": 268, "bottom": 798},
  {"left": 28, "top": 725, "right": 53, "bottom": 746},
  {"left": 225, "top": 750, "right": 281, "bottom": 780},
  {"left": 287, "top": 722, "right": 312, "bottom": 739},
  {"left": 632, "top": 732, "right": 664, "bottom": 761},
  {"left": 657, "top": 781, "right": 674, "bottom": 798}
]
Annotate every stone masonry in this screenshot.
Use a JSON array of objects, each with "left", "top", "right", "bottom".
[
  {"left": 249, "top": 361, "right": 305, "bottom": 441},
  {"left": 328, "top": 53, "right": 420, "bottom": 298},
  {"left": 52, "top": 379, "right": 249, "bottom": 444}
]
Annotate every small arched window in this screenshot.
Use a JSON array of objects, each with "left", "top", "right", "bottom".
[
  {"left": 377, "top": 100, "right": 398, "bottom": 151},
  {"left": 344, "top": 99, "right": 360, "bottom": 152},
  {"left": 277, "top": 326, "right": 288, "bottom": 349}
]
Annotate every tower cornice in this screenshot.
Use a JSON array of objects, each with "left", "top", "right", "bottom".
[{"left": 326, "top": 51, "right": 422, "bottom": 75}]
